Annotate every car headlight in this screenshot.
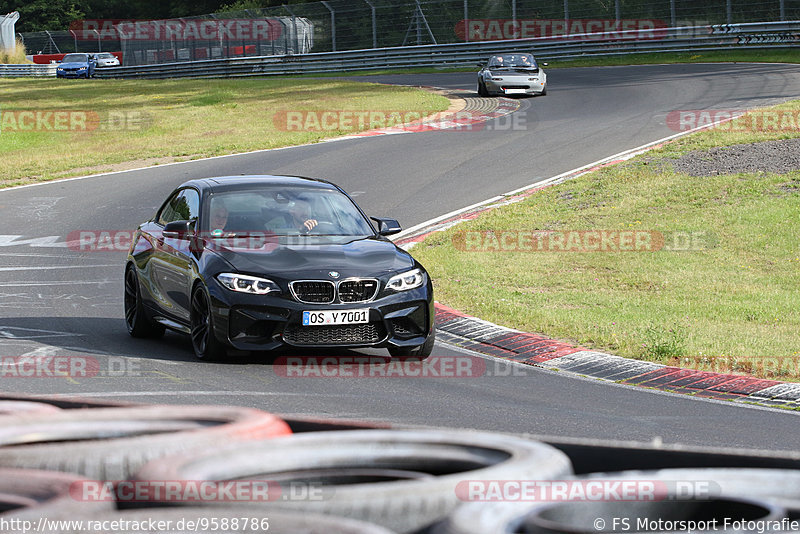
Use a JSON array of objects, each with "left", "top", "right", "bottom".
[
  {"left": 217, "top": 273, "right": 279, "bottom": 295},
  {"left": 78, "top": 67, "right": 87, "bottom": 70},
  {"left": 386, "top": 268, "right": 425, "bottom": 292}
]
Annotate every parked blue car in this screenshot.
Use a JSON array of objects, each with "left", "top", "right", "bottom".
[{"left": 56, "top": 53, "right": 96, "bottom": 79}]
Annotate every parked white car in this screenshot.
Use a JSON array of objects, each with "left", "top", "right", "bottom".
[{"left": 93, "top": 52, "right": 120, "bottom": 67}]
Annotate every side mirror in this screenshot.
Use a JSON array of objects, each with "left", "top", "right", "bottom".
[
  {"left": 371, "top": 217, "right": 402, "bottom": 236},
  {"left": 163, "top": 220, "right": 193, "bottom": 239}
]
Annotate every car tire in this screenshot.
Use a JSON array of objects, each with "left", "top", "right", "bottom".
[
  {"left": 0, "top": 405, "right": 292, "bottom": 481},
  {"left": 0, "top": 401, "right": 62, "bottom": 416},
  {"left": 124, "top": 265, "right": 165, "bottom": 338},
  {"left": 191, "top": 283, "right": 228, "bottom": 361},
  {"left": 477, "top": 79, "right": 488, "bottom": 97},
  {"left": 132, "top": 429, "right": 573, "bottom": 533},
  {"left": 388, "top": 327, "right": 435, "bottom": 359},
  {"left": 540, "top": 86, "right": 547, "bottom": 96}
]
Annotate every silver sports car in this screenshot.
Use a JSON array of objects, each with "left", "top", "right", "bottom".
[{"left": 477, "top": 53, "right": 547, "bottom": 97}]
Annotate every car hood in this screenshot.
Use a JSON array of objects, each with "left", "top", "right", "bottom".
[
  {"left": 59, "top": 62, "right": 90, "bottom": 68},
  {"left": 207, "top": 235, "right": 416, "bottom": 279}
]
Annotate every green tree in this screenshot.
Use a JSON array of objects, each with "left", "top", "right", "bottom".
[{"left": 3, "top": 0, "right": 87, "bottom": 32}]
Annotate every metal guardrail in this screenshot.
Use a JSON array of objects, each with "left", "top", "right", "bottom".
[
  {"left": 0, "top": 63, "right": 57, "bottom": 77},
  {"left": 95, "top": 20, "right": 800, "bottom": 79},
  {"left": 1, "top": 21, "right": 798, "bottom": 79}
]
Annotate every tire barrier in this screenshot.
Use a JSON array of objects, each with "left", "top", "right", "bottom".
[
  {"left": 50, "top": 507, "right": 395, "bottom": 534},
  {"left": 0, "top": 392, "right": 137, "bottom": 410},
  {"left": 436, "top": 497, "right": 786, "bottom": 534},
  {"left": 2, "top": 392, "right": 800, "bottom": 532},
  {"left": 0, "top": 405, "right": 292, "bottom": 480},
  {"left": 583, "top": 468, "right": 800, "bottom": 515},
  {"left": 0, "top": 468, "right": 114, "bottom": 525},
  {"left": 131, "top": 429, "right": 573, "bottom": 533},
  {"left": 435, "top": 467, "right": 800, "bottom": 533},
  {"left": 0, "top": 401, "right": 62, "bottom": 416}
]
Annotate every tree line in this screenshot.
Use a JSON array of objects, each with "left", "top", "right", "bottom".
[{"left": 3, "top": 0, "right": 312, "bottom": 32}]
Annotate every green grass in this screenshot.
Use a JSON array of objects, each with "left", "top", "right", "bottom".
[
  {"left": 412, "top": 100, "right": 800, "bottom": 380},
  {"left": 0, "top": 78, "right": 450, "bottom": 187}
]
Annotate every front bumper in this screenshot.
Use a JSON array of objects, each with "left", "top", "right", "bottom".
[
  {"left": 207, "top": 278, "right": 434, "bottom": 353},
  {"left": 485, "top": 79, "right": 545, "bottom": 96},
  {"left": 56, "top": 70, "right": 89, "bottom": 78}
]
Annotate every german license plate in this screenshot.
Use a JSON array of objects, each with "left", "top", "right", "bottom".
[
  {"left": 302, "top": 309, "right": 369, "bottom": 326},
  {"left": 504, "top": 88, "right": 526, "bottom": 94}
]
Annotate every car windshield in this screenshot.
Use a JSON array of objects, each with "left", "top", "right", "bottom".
[
  {"left": 204, "top": 186, "right": 376, "bottom": 237},
  {"left": 488, "top": 54, "right": 537, "bottom": 68},
  {"left": 98, "top": 53, "right": 113, "bottom": 58},
  {"left": 62, "top": 54, "right": 88, "bottom": 62}
]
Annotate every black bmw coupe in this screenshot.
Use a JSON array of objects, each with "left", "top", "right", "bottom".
[{"left": 124, "top": 175, "right": 435, "bottom": 360}]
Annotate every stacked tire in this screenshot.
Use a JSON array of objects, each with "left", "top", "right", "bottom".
[{"left": 0, "top": 405, "right": 291, "bottom": 480}]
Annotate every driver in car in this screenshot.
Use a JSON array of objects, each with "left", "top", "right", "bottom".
[
  {"left": 209, "top": 204, "right": 230, "bottom": 236},
  {"left": 291, "top": 200, "right": 318, "bottom": 232}
]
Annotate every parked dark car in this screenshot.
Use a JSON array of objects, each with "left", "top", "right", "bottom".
[
  {"left": 56, "top": 53, "right": 96, "bottom": 78},
  {"left": 124, "top": 175, "right": 435, "bottom": 360}
]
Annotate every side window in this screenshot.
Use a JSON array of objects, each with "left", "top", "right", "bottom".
[
  {"left": 178, "top": 189, "right": 200, "bottom": 229},
  {"left": 156, "top": 189, "right": 200, "bottom": 227},
  {"left": 157, "top": 191, "right": 181, "bottom": 226}
]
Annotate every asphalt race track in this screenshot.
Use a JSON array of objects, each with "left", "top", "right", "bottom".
[{"left": 2, "top": 64, "right": 800, "bottom": 451}]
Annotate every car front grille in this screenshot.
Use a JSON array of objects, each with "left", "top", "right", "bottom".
[
  {"left": 502, "top": 85, "right": 529, "bottom": 89},
  {"left": 283, "top": 322, "right": 386, "bottom": 346},
  {"left": 339, "top": 279, "right": 378, "bottom": 303},
  {"left": 290, "top": 281, "right": 335, "bottom": 304}
]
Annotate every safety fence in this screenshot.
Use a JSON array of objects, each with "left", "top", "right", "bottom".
[
  {"left": 13, "top": 0, "right": 800, "bottom": 65},
  {"left": 2, "top": 21, "right": 797, "bottom": 79},
  {"left": 95, "top": 21, "right": 800, "bottom": 79}
]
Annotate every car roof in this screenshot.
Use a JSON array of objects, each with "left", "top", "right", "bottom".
[{"left": 181, "top": 175, "right": 341, "bottom": 193}]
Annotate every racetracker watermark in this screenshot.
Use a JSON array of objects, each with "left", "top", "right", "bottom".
[
  {"left": 0, "top": 110, "right": 151, "bottom": 133},
  {"left": 70, "top": 480, "right": 324, "bottom": 503},
  {"left": 274, "top": 355, "right": 528, "bottom": 378},
  {"left": 69, "top": 19, "right": 282, "bottom": 41},
  {"left": 678, "top": 355, "right": 800, "bottom": 377},
  {"left": 272, "top": 110, "right": 528, "bottom": 133},
  {"left": 455, "top": 19, "right": 667, "bottom": 41},
  {"left": 0, "top": 356, "right": 145, "bottom": 378},
  {"left": 455, "top": 480, "right": 720, "bottom": 502},
  {"left": 0, "top": 356, "right": 99, "bottom": 378},
  {"left": 453, "top": 230, "right": 715, "bottom": 253},
  {"left": 66, "top": 230, "right": 281, "bottom": 253},
  {"left": 667, "top": 109, "right": 800, "bottom": 132}
]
